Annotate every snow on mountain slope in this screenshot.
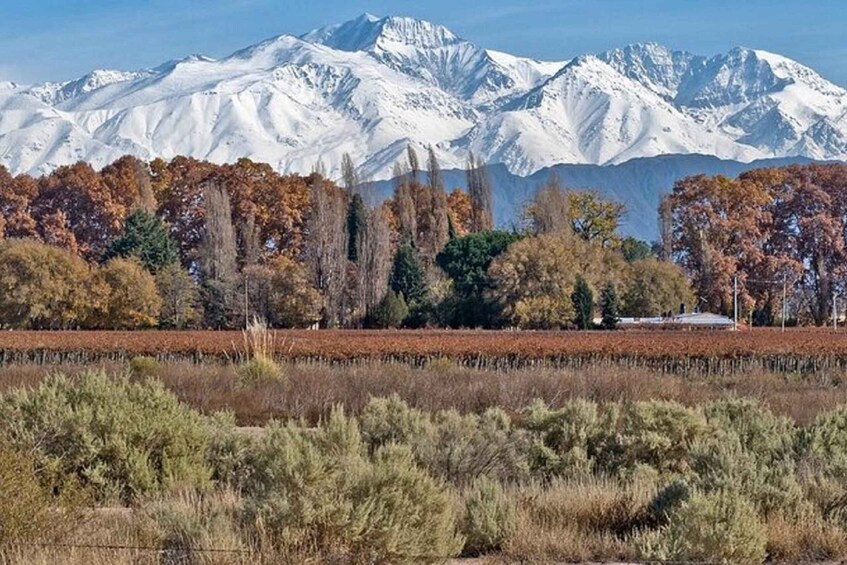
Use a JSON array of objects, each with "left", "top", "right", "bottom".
[
  {"left": 1, "top": 32, "right": 477, "bottom": 178},
  {"left": 457, "top": 55, "right": 763, "bottom": 174},
  {"left": 0, "top": 13, "right": 845, "bottom": 181},
  {"left": 302, "top": 13, "right": 564, "bottom": 108},
  {"left": 601, "top": 44, "right": 847, "bottom": 160},
  {"left": 599, "top": 43, "right": 702, "bottom": 101}
]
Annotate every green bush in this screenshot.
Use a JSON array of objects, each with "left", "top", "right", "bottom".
[
  {"left": 0, "top": 372, "right": 212, "bottom": 504},
  {"left": 609, "top": 400, "right": 711, "bottom": 476},
  {"left": 243, "top": 408, "right": 462, "bottom": 561},
  {"left": 204, "top": 413, "right": 260, "bottom": 493},
  {"left": 350, "top": 444, "right": 463, "bottom": 561},
  {"left": 640, "top": 489, "right": 767, "bottom": 564},
  {"left": 690, "top": 432, "right": 803, "bottom": 514},
  {"left": 369, "top": 289, "right": 409, "bottom": 329},
  {"left": 524, "top": 399, "right": 617, "bottom": 478},
  {"left": 359, "top": 394, "right": 433, "bottom": 452},
  {"left": 361, "top": 397, "right": 529, "bottom": 486},
  {"left": 129, "top": 355, "right": 162, "bottom": 378},
  {"left": 799, "top": 406, "right": 847, "bottom": 478},
  {"left": 704, "top": 398, "right": 796, "bottom": 463},
  {"left": 413, "top": 408, "right": 530, "bottom": 486},
  {"left": 460, "top": 477, "right": 516, "bottom": 556},
  {"left": 238, "top": 355, "right": 284, "bottom": 385}
]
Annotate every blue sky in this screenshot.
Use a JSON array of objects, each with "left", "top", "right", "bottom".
[{"left": 1, "top": 0, "right": 845, "bottom": 85}]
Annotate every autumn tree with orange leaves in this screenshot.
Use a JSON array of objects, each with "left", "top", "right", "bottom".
[{"left": 670, "top": 164, "right": 847, "bottom": 325}]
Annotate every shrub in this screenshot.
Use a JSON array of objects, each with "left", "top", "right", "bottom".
[
  {"left": 690, "top": 432, "right": 803, "bottom": 514},
  {"left": 413, "top": 408, "right": 530, "bottom": 486},
  {"left": 646, "top": 478, "right": 691, "bottom": 526},
  {"left": 460, "top": 477, "right": 516, "bottom": 556},
  {"left": 524, "top": 399, "right": 617, "bottom": 478},
  {"left": 204, "top": 413, "right": 259, "bottom": 493},
  {"left": 361, "top": 397, "right": 529, "bottom": 486},
  {"left": 359, "top": 395, "right": 432, "bottom": 452},
  {"left": 640, "top": 489, "right": 767, "bottom": 564},
  {"left": 689, "top": 399, "right": 803, "bottom": 513},
  {"left": 349, "top": 445, "right": 463, "bottom": 561},
  {"left": 129, "top": 355, "right": 161, "bottom": 378},
  {"left": 609, "top": 400, "right": 711, "bottom": 476},
  {"left": 799, "top": 406, "right": 847, "bottom": 478},
  {"left": 242, "top": 408, "right": 462, "bottom": 561},
  {"left": 0, "top": 372, "right": 212, "bottom": 504},
  {"left": 704, "top": 398, "right": 796, "bottom": 463},
  {"left": 238, "top": 356, "right": 283, "bottom": 385}
]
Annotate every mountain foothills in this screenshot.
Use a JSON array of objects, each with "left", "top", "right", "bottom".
[{"left": 1, "top": 13, "right": 845, "bottom": 184}]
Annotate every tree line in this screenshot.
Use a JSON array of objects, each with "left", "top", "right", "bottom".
[
  {"left": 665, "top": 163, "right": 847, "bottom": 326},
  {"left": 0, "top": 148, "right": 697, "bottom": 330}
]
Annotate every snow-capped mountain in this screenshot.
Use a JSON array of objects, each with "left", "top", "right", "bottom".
[{"left": 0, "top": 14, "right": 845, "bottom": 180}]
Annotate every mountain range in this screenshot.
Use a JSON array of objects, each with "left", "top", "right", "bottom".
[{"left": 0, "top": 14, "right": 844, "bottom": 238}]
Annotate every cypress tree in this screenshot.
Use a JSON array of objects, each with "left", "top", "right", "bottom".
[
  {"left": 390, "top": 242, "right": 427, "bottom": 307},
  {"left": 571, "top": 277, "right": 594, "bottom": 330},
  {"left": 346, "top": 193, "right": 367, "bottom": 262},
  {"left": 600, "top": 282, "right": 620, "bottom": 330}
]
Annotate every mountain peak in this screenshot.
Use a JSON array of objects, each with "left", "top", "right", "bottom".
[
  {"left": 301, "top": 14, "right": 462, "bottom": 52},
  {"left": 598, "top": 43, "right": 700, "bottom": 100}
]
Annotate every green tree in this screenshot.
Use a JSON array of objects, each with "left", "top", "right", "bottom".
[
  {"left": 600, "top": 283, "right": 620, "bottom": 330},
  {"left": 571, "top": 277, "right": 594, "bottom": 330},
  {"left": 103, "top": 209, "right": 179, "bottom": 272},
  {"left": 369, "top": 289, "right": 409, "bottom": 329},
  {"left": 619, "top": 236, "right": 653, "bottom": 263},
  {"left": 346, "top": 193, "right": 367, "bottom": 263},
  {"left": 390, "top": 243, "right": 427, "bottom": 308},
  {"left": 437, "top": 231, "right": 521, "bottom": 327}
]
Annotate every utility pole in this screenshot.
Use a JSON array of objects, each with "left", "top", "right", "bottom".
[
  {"left": 733, "top": 275, "right": 739, "bottom": 331},
  {"left": 781, "top": 273, "right": 787, "bottom": 333}
]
